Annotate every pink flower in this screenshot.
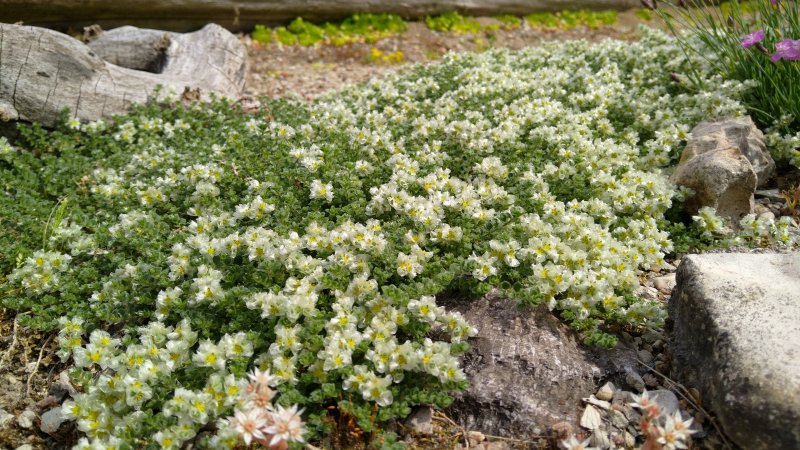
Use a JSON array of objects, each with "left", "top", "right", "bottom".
[
  {"left": 771, "top": 39, "right": 800, "bottom": 62},
  {"left": 266, "top": 404, "right": 306, "bottom": 446},
  {"left": 741, "top": 30, "right": 765, "bottom": 48},
  {"left": 231, "top": 408, "right": 270, "bottom": 445}
]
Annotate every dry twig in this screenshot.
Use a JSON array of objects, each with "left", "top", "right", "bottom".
[{"left": 27, "top": 334, "right": 55, "bottom": 397}]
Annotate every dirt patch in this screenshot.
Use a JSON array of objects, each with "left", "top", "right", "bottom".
[{"left": 244, "top": 10, "right": 655, "bottom": 101}]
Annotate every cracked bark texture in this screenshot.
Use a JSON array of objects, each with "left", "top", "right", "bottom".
[
  {"left": 0, "top": 0, "right": 641, "bottom": 32},
  {"left": 0, "top": 23, "right": 247, "bottom": 128}
]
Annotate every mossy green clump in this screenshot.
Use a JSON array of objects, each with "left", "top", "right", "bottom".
[
  {"left": 425, "top": 11, "right": 482, "bottom": 34},
  {"left": 251, "top": 13, "right": 408, "bottom": 47},
  {"left": 526, "top": 9, "right": 618, "bottom": 30}
]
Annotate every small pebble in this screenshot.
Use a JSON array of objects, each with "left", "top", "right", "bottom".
[
  {"left": 405, "top": 405, "right": 433, "bottom": 435},
  {"left": 650, "top": 390, "right": 680, "bottom": 417},
  {"left": 16, "top": 409, "right": 36, "bottom": 429},
  {"left": 634, "top": 285, "right": 659, "bottom": 301},
  {"left": 40, "top": 406, "right": 68, "bottom": 434},
  {"left": 589, "top": 428, "right": 611, "bottom": 449},
  {"left": 625, "top": 371, "right": 646, "bottom": 392},
  {"left": 637, "top": 350, "right": 654, "bottom": 365},
  {"left": 609, "top": 409, "right": 628, "bottom": 429},
  {"left": 653, "top": 273, "right": 677, "bottom": 291},
  {"left": 596, "top": 381, "right": 615, "bottom": 401},
  {"left": 467, "top": 431, "right": 486, "bottom": 446},
  {"left": 624, "top": 431, "right": 636, "bottom": 448},
  {"left": 584, "top": 395, "right": 611, "bottom": 410},
  {"left": 16, "top": 445, "right": 34, "bottom": 450},
  {"left": 0, "top": 408, "right": 14, "bottom": 429}
]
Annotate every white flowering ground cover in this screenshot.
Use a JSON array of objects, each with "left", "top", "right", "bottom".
[{"left": 0, "top": 28, "right": 797, "bottom": 448}]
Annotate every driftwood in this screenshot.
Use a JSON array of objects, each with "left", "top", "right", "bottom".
[
  {"left": 1, "top": 0, "right": 642, "bottom": 32},
  {"left": 0, "top": 23, "right": 247, "bottom": 128}
]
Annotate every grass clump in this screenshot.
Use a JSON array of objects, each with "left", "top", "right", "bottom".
[
  {"left": 2, "top": 28, "right": 799, "bottom": 448},
  {"left": 425, "top": 11, "right": 482, "bottom": 33},
  {"left": 251, "top": 13, "right": 408, "bottom": 47},
  {"left": 526, "top": 9, "right": 618, "bottom": 30}
]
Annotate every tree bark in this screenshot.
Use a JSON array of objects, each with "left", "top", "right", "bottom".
[
  {"left": 0, "top": 0, "right": 642, "bottom": 32},
  {"left": 0, "top": 23, "right": 247, "bottom": 128}
]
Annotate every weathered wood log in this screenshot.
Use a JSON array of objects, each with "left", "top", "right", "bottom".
[
  {"left": 0, "top": 23, "right": 247, "bottom": 128},
  {"left": 0, "top": 0, "right": 642, "bottom": 32}
]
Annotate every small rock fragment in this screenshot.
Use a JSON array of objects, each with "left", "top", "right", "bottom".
[
  {"left": 15, "top": 445, "right": 34, "bottom": 450},
  {"left": 0, "top": 408, "right": 14, "bottom": 429},
  {"left": 590, "top": 428, "right": 612, "bottom": 449},
  {"left": 467, "top": 431, "right": 486, "bottom": 446},
  {"left": 637, "top": 350, "right": 654, "bottom": 365},
  {"left": 653, "top": 273, "right": 676, "bottom": 292},
  {"left": 16, "top": 409, "right": 36, "bottom": 429},
  {"left": 625, "top": 371, "right": 646, "bottom": 392},
  {"left": 405, "top": 405, "right": 433, "bottom": 435},
  {"left": 650, "top": 390, "right": 680, "bottom": 417},
  {"left": 643, "top": 373, "right": 659, "bottom": 388},
  {"left": 40, "top": 406, "right": 68, "bottom": 434},
  {"left": 609, "top": 409, "right": 629, "bottom": 429},
  {"left": 634, "top": 285, "right": 659, "bottom": 301},
  {"left": 580, "top": 405, "right": 603, "bottom": 430},
  {"left": 583, "top": 395, "right": 611, "bottom": 410},
  {"left": 624, "top": 431, "right": 636, "bottom": 448},
  {"left": 596, "top": 382, "right": 615, "bottom": 401}
]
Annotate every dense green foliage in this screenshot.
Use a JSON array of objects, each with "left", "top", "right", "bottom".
[
  {"left": 251, "top": 13, "right": 408, "bottom": 46},
  {"left": 1, "top": 28, "right": 798, "bottom": 448}
]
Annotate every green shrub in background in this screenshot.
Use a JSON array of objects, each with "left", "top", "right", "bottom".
[
  {"left": 654, "top": 0, "right": 800, "bottom": 167},
  {"left": 2, "top": 28, "right": 798, "bottom": 449}
]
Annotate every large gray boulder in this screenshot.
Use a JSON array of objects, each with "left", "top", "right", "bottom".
[
  {"left": 445, "top": 294, "right": 638, "bottom": 438},
  {"left": 668, "top": 253, "right": 800, "bottom": 450},
  {"left": 671, "top": 116, "right": 775, "bottom": 224}
]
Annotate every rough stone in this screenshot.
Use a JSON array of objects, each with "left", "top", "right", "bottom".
[
  {"left": 583, "top": 395, "right": 611, "bottom": 410},
  {"left": 446, "top": 295, "right": 637, "bottom": 439},
  {"left": 16, "top": 409, "right": 36, "bottom": 429},
  {"left": 624, "top": 371, "right": 645, "bottom": 392},
  {"left": 0, "top": 408, "right": 13, "bottom": 429},
  {"left": 671, "top": 144, "right": 756, "bottom": 223},
  {"left": 682, "top": 116, "right": 775, "bottom": 187},
  {"left": 404, "top": 405, "right": 433, "bottom": 435},
  {"left": 668, "top": 253, "right": 800, "bottom": 450},
  {"left": 596, "top": 382, "right": 615, "bottom": 401},
  {"left": 649, "top": 390, "right": 680, "bottom": 417},
  {"left": 636, "top": 350, "right": 654, "bottom": 365},
  {"left": 40, "top": 406, "right": 68, "bottom": 434},
  {"left": 589, "top": 428, "right": 612, "bottom": 449},
  {"left": 653, "top": 273, "right": 676, "bottom": 292},
  {"left": 580, "top": 405, "right": 603, "bottom": 430},
  {"left": 609, "top": 409, "right": 628, "bottom": 429},
  {"left": 634, "top": 285, "right": 659, "bottom": 301}
]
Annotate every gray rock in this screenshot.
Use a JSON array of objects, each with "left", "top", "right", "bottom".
[
  {"left": 16, "top": 409, "right": 36, "bottom": 429},
  {"left": 669, "top": 253, "right": 800, "bottom": 450},
  {"left": 636, "top": 350, "right": 654, "bottom": 365},
  {"left": 653, "top": 273, "right": 676, "bottom": 292},
  {"left": 609, "top": 409, "right": 628, "bottom": 429},
  {"left": 0, "top": 408, "right": 13, "bottom": 429},
  {"left": 671, "top": 144, "right": 756, "bottom": 224},
  {"left": 40, "top": 406, "right": 68, "bottom": 434},
  {"left": 649, "top": 390, "right": 680, "bottom": 417},
  {"left": 623, "top": 431, "right": 636, "bottom": 448},
  {"left": 624, "top": 371, "right": 645, "bottom": 392},
  {"left": 634, "top": 285, "right": 659, "bottom": 301},
  {"left": 684, "top": 116, "right": 775, "bottom": 187},
  {"left": 596, "top": 382, "right": 615, "bottom": 401},
  {"left": 589, "top": 428, "right": 612, "bottom": 449},
  {"left": 404, "top": 405, "right": 433, "bottom": 435},
  {"left": 446, "top": 295, "right": 637, "bottom": 439}
]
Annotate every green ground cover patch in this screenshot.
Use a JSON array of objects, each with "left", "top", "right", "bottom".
[{"left": 1, "top": 28, "right": 797, "bottom": 448}]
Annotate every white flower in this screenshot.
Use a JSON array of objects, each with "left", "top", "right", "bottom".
[
  {"left": 310, "top": 179, "right": 334, "bottom": 202},
  {"left": 266, "top": 404, "right": 306, "bottom": 446},
  {"left": 231, "top": 408, "right": 269, "bottom": 445}
]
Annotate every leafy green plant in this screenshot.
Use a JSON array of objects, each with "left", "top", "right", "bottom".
[
  {"left": 3, "top": 28, "right": 799, "bottom": 449},
  {"left": 251, "top": 24, "right": 272, "bottom": 44},
  {"left": 425, "top": 11, "right": 482, "bottom": 33},
  {"left": 494, "top": 14, "right": 522, "bottom": 30},
  {"left": 526, "top": 9, "right": 618, "bottom": 30},
  {"left": 653, "top": 0, "right": 800, "bottom": 167}
]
